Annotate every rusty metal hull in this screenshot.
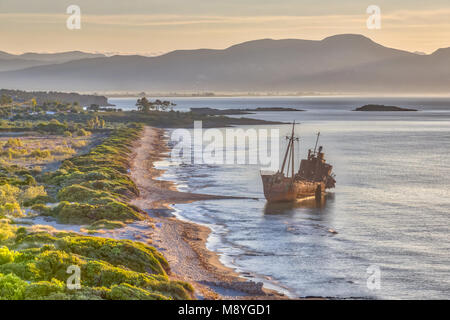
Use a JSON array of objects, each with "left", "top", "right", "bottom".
[{"left": 261, "top": 174, "right": 325, "bottom": 203}]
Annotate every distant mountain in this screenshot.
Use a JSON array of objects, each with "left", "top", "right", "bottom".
[
  {"left": 0, "top": 51, "right": 105, "bottom": 71},
  {"left": 17, "top": 51, "right": 106, "bottom": 62},
  {"left": 0, "top": 34, "right": 448, "bottom": 94}
]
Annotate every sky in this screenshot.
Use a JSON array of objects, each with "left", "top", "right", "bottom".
[{"left": 0, "top": 0, "right": 449, "bottom": 55}]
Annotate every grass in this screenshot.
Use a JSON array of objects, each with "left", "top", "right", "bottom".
[{"left": 0, "top": 135, "right": 91, "bottom": 168}]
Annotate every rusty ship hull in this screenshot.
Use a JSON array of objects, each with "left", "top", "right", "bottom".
[{"left": 261, "top": 174, "right": 325, "bottom": 202}]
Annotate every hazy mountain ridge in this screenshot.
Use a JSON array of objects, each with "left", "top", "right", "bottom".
[
  {"left": 0, "top": 51, "right": 105, "bottom": 72},
  {"left": 0, "top": 34, "right": 448, "bottom": 94}
]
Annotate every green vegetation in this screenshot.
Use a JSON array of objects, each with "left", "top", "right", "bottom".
[
  {"left": 39, "top": 125, "right": 144, "bottom": 224},
  {"left": 136, "top": 98, "right": 175, "bottom": 112},
  {"left": 0, "top": 222, "right": 193, "bottom": 300},
  {"left": 0, "top": 135, "right": 87, "bottom": 166},
  {"left": 86, "top": 219, "right": 127, "bottom": 230}
]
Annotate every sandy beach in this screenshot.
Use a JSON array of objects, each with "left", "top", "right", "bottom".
[{"left": 129, "top": 126, "right": 287, "bottom": 299}]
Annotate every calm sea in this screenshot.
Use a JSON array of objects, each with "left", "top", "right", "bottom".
[{"left": 110, "top": 96, "right": 450, "bottom": 299}]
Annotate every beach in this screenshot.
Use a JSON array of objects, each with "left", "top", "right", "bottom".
[{"left": 129, "top": 126, "right": 287, "bottom": 299}]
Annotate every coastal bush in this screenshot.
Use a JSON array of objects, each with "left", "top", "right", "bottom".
[
  {"left": 76, "top": 129, "right": 91, "bottom": 137},
  {"left": 70, "top": 139, "right": 87, "bottom": 148},
  {"left": 86, "top": 219, "right": 126, "bottom": 230},
  {"left": 4, "top": 138, "right": 23, "bottom": 148},
  {"left": 106, "top": 283, "right": 168, "bottom": 300},
  {"left": 0, "top": 219, "right": 194, "bottom": 300},
  {"left": 50, "top": 146, "right": 76, "bottom": 156},
  {"left": 23, "top": 195, "right": 53, "bottom": 207},
  {"left": 0, "top": 203, "right": 23, "bottom": 217},
  {"left": 19, "top": 185, "right": 47, "bottom": 205},
  {"left": 35, "top": 120, "right": 68, "bottom": 135},
  {"left": 55, "top": 236, "right": 170, "bottom": 275},
  {"left": 0, "top": 246, "right": 16, "bottom": 264},
  {"left": 0, "top": 222, "right": 193, "bottom": 299},
  {"left": 30, "top": 203, "right": 52, "bottom": 216},
  {"left": 0, "top": 184, "right": 48, "bottom": 216},
  {"left": 0, "top": 273, "right": 28, "bottom": 300},
  {"left": 23, "top": 279, "right": 65, "bottom": 300},
  {"left": 0, "top": 221, "right": 16, "bottom": 243},
  {"left": 57, "top": 184, "right": 111, "bottom": 203},
  {"left": 0, "top": 184, "right": 20, "bottom": 204},
  {"left": 50, "top": 200, "right": 142, "bottom": 224},
  {"left": 29, "top": 149, "right": 52, "bottom": 159}
]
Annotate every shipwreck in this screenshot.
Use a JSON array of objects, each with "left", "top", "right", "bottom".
[{"left": 261, "top": 122, "right": 336, "bottom": 202}]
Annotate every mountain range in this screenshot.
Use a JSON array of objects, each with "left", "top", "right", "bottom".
[
  {"left": 0, "top": 51, "right": 105, "bottom": 72},
  {"left": 0, "top": 34, "right": 448, "bottom": 94}
]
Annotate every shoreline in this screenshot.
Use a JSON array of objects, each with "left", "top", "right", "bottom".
[{"left": 129, "top": 126, "right": 289, "bottom": 299}]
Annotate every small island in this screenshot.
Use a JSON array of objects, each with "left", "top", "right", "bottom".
[{"left": 353, "top": 104, "right": 418, "bottom": 112}]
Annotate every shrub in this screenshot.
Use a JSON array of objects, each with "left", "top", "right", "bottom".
[
  {"left": 0, "top": 202, "right": 23, "bottom": 218},
  {"left": 0, "top": 224, "right": 194, "bottom": 300},
  {"left": 87, "top": 220, "right": 126, "bottom": 230},
  {"left": 0, "top": 221, "right": 16, "bottom": 243},
  {"left": 0, "top": 246, "right": 16, "bottom": 265},
  {"left": 24, "top": 279, "right": 65, "bottom": 300},
  {"left": 50, "top": 146, "right": 76, "bottom": 156},
  {"left": 19, "top": 186, "right": 47, "bottom": 205},
  {"left": 23, "top": 195, "right": 53, "bottom": 207},
  {"left": 29, "top": 149, "right": 52, "bottom": 159},
  {"left": 35, "top": 120, "right": 68, "bottom": 135},
  {"left": 57, "top": 185, "right": 110, "bottom": 203},
  {"left": 0, "top": 273, "right": 28, "bottom": 300},
  {"left": 49, "top": 200, "right": 142, "bottom": 224},
  {"left": 76, "top": 129, "right": 91, "bottom": 137},
  {"left": 30, "top": 203, "right": 52, "bottom": 215},
  {"left": 106, "top": 283, "right": 168, "bottom": 300},
  {"left": 55, "top": 236, "right": 169, "bottom": 275},
  {"left": 4, "top": 138, "right": 23, "bottom": 148},
  {"left": 0, "top": 184, "right": 20, "bottom": 204}
]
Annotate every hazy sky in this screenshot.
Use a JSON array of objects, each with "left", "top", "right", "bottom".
[{"left": 1, "top": 0, "right": 449, "bottom": 55}]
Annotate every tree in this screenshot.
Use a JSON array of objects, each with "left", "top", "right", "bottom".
[
  {"left": 136, "top": 98, "right": 176, "bottom": 112},
  {"left": 86, "top": 116, "right": 105, "bottom": 129},
  {"left": 88, "top": 104, "right": 100, "bottom": 112},
  {"left": 136, "top": 97, "right": 151, "bottom": 112},
  {"left": 30, "top": 98, "right": 37, "bottom": 113}
]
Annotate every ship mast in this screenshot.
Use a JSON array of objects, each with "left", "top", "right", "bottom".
[
  {"left": 280, "top": 121, "right": 298, "bottom": 178},
  {"left": 313, "top": 131, "right": 320, "bottom": 154}
]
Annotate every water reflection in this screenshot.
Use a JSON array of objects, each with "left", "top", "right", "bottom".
[{"left": 263, "top": 193, "right": 335, "bottom": 215}]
